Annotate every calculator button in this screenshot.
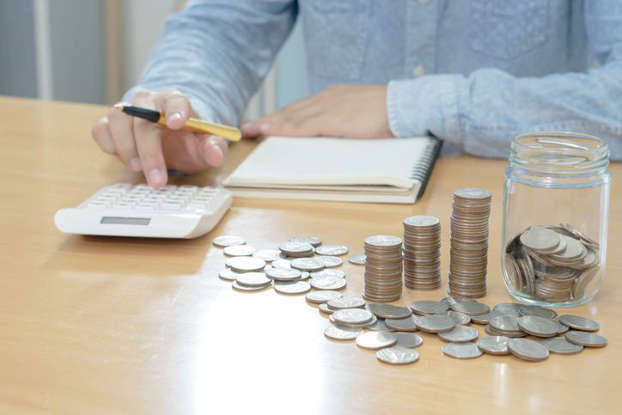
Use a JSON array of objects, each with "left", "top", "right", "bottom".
[
  {"left": 160, "top": 201, "right": 184, "bottom": 210},
  {"left": 86, "top": 201, "right": 110, "bottom": 208}
]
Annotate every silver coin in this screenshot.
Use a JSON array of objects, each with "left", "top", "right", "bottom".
[
  {"left": 327, "top": 295, "right": 365, "bottom": 310},
  {"left": 489, "top": 315, "right": 521, "bottom": 333},
  {"left": 518, "top": 305, "right": 557, "bottom": 320},
  {"left": 393, "top": 332, "right": 423, "bottom": 348},
  {"left": 291, "top": 257, "right": 325, "bottom": 272},
  {"left": 318, "top": 303, "right": 334, "bottom": 315},
  {"left": 367, "top": 319, "right": 394, "bottom": 332},
  {"left": 440, "top": 296, "right": 458, "bottom": 307},
  {"left": 508, "top": 338, "right": 549, "bottom": 361},
  {"left": 492, "top": 303, "right": 522, "bottom": 316},
  {"left": 252, "top": 248, "right": 281, "bottom": 262},
  {"left": 517, "top": 315, "right": 559, "bottom": 338},
  {"left": 223, "top": 244, "right": 256, "bottom": 257},
  {"left": 485, "top": 324, "right": 526, "bottom": 338},
  {"left": 454, "top": 187, "right": 491, "bottom": 200},
  {"left": 310, "top": 275, "right": 347, "bottom": 290},
  {"left": 271, "top": 259, "right": 291, "bottom": 269},
  {"left": 477, "top": 336, "right": 510, "bottom": 355},
  {"left": 520, "top": 226, "right": 561, "bottom": 252},
  {"left": 447, "top": 311, "right": 472, "bottom": 325},
  {"left": 403, "top": 215, "right": 440, "bottom": 227},
  {"left": 265, "top": 267, "right": 301, "bottom": 281},
  {"left": 439, "top": 325, "right": 479, "bottom": 342},
  {"left": 316, "top": 245, "right": 349, "bottom": 256},
  {"left": 356, "top": 331, "right": 398, "bottom": 350},
  {"left": 226, "top": 256, "right": 266, "bottom": 272},
  {"left": 556, "top": 321, "right": 569, "bottom": 334},
  {"left": 232, "top": 280, "right": 270, "bottom": 292},
  {"left": 411, "top": 300, "right": 449, "bottom": 315},
  {"left": 565, "top": 330, "right": 608, "bottom": 348},
  {"left": 315, "top": 255, "right": 343, "bottom": 268},
  {"left": 558, "top": 314, "right": 600, "bottom": 332},
  {"left": 385, "top": 316, "right": 418, "bottom": 332},
  {"left": 376, "top": 346, "right": 420, "bottom": 365},
  {"left": 540, "top": 336, "right": 584, "bottom": 354},
  {"left": 364, "top": 235, "right": 402, "bottom": 247},
  {"left": 331, "top": 314, "right": 378, "bottom": 329},
  {"left": 470, "top": 311, "right": 504, "bottom": 325},
  {"left": 368, "top": 303, "right": 412, "bottom": 319},
  {"left": 305, "top": 290, "right": 342, "bottom": 304},
  {"left": 415, "top": 315, "right": 456, "bottom": 333},
  {"left": 324, "top": 324, "right": 361, "bottom": 340},
  {"left": 218, "top": 268, "right": 241, "bottom": 281},
  {"left": 213, "top": 235, "right": 246, "bottom": 247},
  {"left": 333, "top": 308, "right": 373, "bottom": 325},
  {"left": 279, "top": 241, "right": 314, "bottom": 256},
  {"left": 273, "top": 280, "right": 311, "bottom": 295},
  {"left": 348, "top": 254, "right": 367, "bottom": 265},
  {"left": 235, "top": 272, "right": 271, "bottom": 287},
  {"left": 442, "top": 342, "right": 483, "bottom": 359},
  {"left": 288, "top": 236, "right": 322, "bottom": 247},
  {"left": 310, "top": 269, "right": 346, "bottom": 279},
  {"left": 450, "top": 300, "right": 490, "bottom": 316}
]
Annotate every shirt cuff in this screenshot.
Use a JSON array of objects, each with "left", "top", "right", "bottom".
[{"left": 387, "top": 75, "right": 466, "bottom": 146}]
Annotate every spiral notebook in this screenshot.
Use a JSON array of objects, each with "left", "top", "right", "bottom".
[{"left": 223, "top": 136, "right": 443, "bottom": 204}]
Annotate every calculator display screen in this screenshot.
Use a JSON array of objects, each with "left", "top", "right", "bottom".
[{"left": 100, "top": 217, "right": 151, "bottom": 226}]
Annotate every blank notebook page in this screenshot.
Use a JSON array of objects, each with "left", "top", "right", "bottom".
[{"left": 224, "top": 137, "right": 432, "bottom": 189}]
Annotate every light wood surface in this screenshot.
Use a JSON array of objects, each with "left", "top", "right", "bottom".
[{"left": 0, "top": 96, "right": 620, "bottom": 414}]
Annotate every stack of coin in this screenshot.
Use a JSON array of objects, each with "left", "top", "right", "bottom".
[
  {"left": 505, "top": 224, "right": 600, "bottom": 302},
  {"left": 363, "top": 235, "right": 403, "bottom": 302},
  {"left": 403, "top": 216, "right": 441, "bottom": 290},
  {"left": 448, "top": 188, "right": 491, "bottom": 298}
]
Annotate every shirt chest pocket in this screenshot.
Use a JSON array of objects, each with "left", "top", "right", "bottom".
[
  {"left": 300, "top": 0, "right": 370, "bottom": 79},
  {"left": 469, "top": 0, "right": 550, "bottom": 60}
]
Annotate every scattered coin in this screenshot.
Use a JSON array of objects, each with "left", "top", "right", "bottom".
[
  {"left": 310, "top": 269, "right": 345, "bottom": 279},
  {"left": 291, "top": 257, "right": 325, "bottom": 272},
  {"left": 470, "top": 311, "right": 500, "bottom": 325},
  {"left": 299, "top": 272, "right": 310, "bottom": 280},
  {"left": 318, "top": 303, "right": 334, "bottom": 315},
  {"left": 327, "top": 295, "right": 366, "bottom": 310},
  {"left": 279, "top": 241, "right": 314, "bottom": 257},
  {"left": 213, "top": 235, "right": 246, "bottom": 247},
  {"left": 348, "top": 254, "right": 366, "bottom": 265},
  {"left": 477, "top": 336, "right": 510, "bottom": 355},
  {"left": 356, "top": 331, "right": 398, "bottom": 350},
  {"left": 333, "top": 309, "right": 374, "bottom": 325},
  {"left": 492, "top": 303, "right": 522, "bottom": 316},
  {"left": 450, "top": 299, "right": 490, "bottom": 316},
  {"left": 367, "top": 319, "right": 394, "bottom": 332},
  {"left": 252, "top": 249, "right": 281, "bottom": 262},
  {"left": 306, "top": 290, "right": 342, "bottom": 304},
  {"left": 271, "top": 259, "right": 291, "bottom": 269},
  {"left": 447, "top": 311, "right": 472, "bottom": 325},
  {"left": 376, "top": 346, "right": 420, "bottom": 365},
  {"left": 236, "top": 272, "right": 271, "bottom": 287},
  {"left": 410, "top": 300, "right": 448, "bottom": 316},
  {"left": 558, "top": 314, "right": 600, "bottom": 332},
  {"left": 508, "top": 338, "right": 549, "bottom": 361},
  {"left": 288, "top": 236, "right": 322, "bottom": 247},
  {"left": 518, "top": 305, "right": 557, "bottom": 320},
  {"left": 414, "top": 315, "right": 456, "bottom": 333},
  {"left": 316, "top": 244, "right": 349, "bottom": 256},
  {"left": 385, "top": 316, "right": 418, "bottom": 332},
  {"left": 265, "top": 267, "right": 301, "bottom": 282},
  {"left": 442, "top": 343, "right": 483, "bottom": 359},
  {"left": 489, "top": 315, "right": 522, "bottom": 335},
  {"left": 368, "top": 303, "right": 412, "bottom": 319},
  {"left": 324, "top": 324, "right": 361, "bottom": 340},
  {"left": 540, "top": 337, "right": 584, "bottom": 354},
  {"left": 316, "top": 255, "right": 343, "bottom": 268},
  {"left": 223, "top": 244, "right": 256, "bottom": 257},
  {"left": 485, "top": 324, "right": 526, "bottom": 338},
  {"left": 565, "top": 331, "right": 608, "bottom": 348},
  {"left": 331, "top": 313, "right": 377, "bottom": 329},
  {"left": 394, "top": 333, "right": 423, "bottom": 348},
  {"left": 218, "top": 268, "right": 242, "bottom": 281},
  {"left": 274, "top": 280, "right": 311, "bottom": 295},
  {"left": 232, "top": 280, "right": 270, "bottom": 292},
  {"left": 226, "top": 256, "right": 266, "bottom": 272},
  {"left": 517, "top": 315, "right": 559, "bottom": 338},
  {"left": 310, "top": 275, "right": 347, "bottom": 290},
  {"left": 438, "top": 325, "right": 479, "bottom": 342}
]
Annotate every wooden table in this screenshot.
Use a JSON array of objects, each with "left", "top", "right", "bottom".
[{"left": 0, "top": 97, "right": 619, "bottom": 414}]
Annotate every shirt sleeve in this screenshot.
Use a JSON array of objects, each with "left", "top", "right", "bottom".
[
  {"left": 387, "top": 1, "right": 622, "bottom": 160},
  {"left": 122, "top": 0, "right": 297, "bottom": 125}
]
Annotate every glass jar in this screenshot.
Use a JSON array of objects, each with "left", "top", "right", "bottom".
[{"left": 501, "top": 131, "right": 610, "bottom": 307}]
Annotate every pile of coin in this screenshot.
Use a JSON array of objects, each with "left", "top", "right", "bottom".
[
  {"left": 449, "top": 188, "right": 492, "bottom": 298},
  {"left": 505, "top": 224, "right": 600, "bottom": 303},
  {"left": 363, "top": 235, "right": 403, "bottom": 302},
  {"left": 403, "top": 215, "right": 441, "bottom": 290}
]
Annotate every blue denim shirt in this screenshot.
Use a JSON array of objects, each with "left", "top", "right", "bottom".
[{"left": 125, "top": 0, "right": 622, "bottom": 159}]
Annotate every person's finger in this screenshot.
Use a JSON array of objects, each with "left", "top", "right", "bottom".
[
  {"left": 132, "top": 96, "right": 168, "bottom": 188},
  {"left": 159, "top": 91, "right": 191, "bottom": 130},
  {"left": 200, "top": 135, "right": 226, "bottom": 167},
  {"left": 91, "top": 116, "right": 116, "bottom": 154},
  {"left": 242, "top": 95, "right": 322, "bottom": 138},
  {"left": 107, "top": 106, "right": 142, "bottom": 171}
]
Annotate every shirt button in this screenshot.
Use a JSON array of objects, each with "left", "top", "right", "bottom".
[{"left": 412, "top": 65, "right": 425, "bottom": 78}]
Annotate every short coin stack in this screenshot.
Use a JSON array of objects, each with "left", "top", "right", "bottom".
[
  {"left": 505, "top": 224, "right": 600, "bottom": 302},
  {"left": 363, "top": 235, "right": 403, "bottom": 302},
  {"left": 403, "top": 215, "right": 441, "bottom": 290},
  {"left": 449, "top": 188, "right": 492, "bottom": 298}
]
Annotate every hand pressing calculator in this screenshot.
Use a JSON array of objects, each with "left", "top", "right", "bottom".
[{"left": 55, "top": 183, "right": 232, "bottom": 239}]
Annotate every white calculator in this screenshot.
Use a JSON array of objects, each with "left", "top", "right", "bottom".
[{"left": 54, "top": 183, "right": 232, "bottom": 239}]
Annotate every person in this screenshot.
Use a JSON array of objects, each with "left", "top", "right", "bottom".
[{"left": 92, "top": 1, "right": 622, "bottom": 188}]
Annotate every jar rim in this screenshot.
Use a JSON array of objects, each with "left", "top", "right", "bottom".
[{"left": 510, "top": 131, "right": 609, "bottom": 174}]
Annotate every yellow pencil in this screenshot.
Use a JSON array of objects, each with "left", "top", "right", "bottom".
[{"left": 114, "top": 103, "right": 242, "bottom": 142}]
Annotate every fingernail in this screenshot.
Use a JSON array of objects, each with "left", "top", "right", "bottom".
[
  {"left": 166, "top": 112, "right": 184, "bottom": 124},
  {"left": 148, "top": 169, "right": 163, "bottom": 186},
  {"left": 260, "top": 123, "right": 271, "bottom": 133},
  {"left": 241, "top": 122, "right": 253, "bottom": 133},
  {"left": 130, "top": 157, "right": 142, "bottom": 172}
]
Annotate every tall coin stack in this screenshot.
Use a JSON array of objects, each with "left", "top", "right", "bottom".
[
  {"left": 449, "top": 188, "right": 492, "bottom": 298},
  {"left": 403, "top": 216, "right": 441, "bottom": 290},
  {"left": 364, "top": 235, "right": 403, "bottom": 302}
]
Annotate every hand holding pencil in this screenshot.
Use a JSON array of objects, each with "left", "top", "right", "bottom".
[{"left": 91, "top": 90, "right": 240, "bottom": 189}]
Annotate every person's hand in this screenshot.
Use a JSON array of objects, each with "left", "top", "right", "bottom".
[
  {"left": 241, "top": 85, "right": 393, "bottom": 139},
  {"left": 91, "top": 90, "right": 226, "bottom": 189}
]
